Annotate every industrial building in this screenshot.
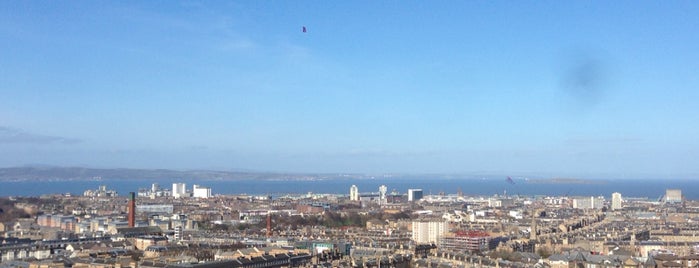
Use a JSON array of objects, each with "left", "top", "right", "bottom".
[
  {"left": 193, "top": 184, "right": 212, "bottom": 198},
  {"left": 666, "top": 189, "right": 683, "bottom": 203},
  {"left": 408, "top": 189, "right": 424, "bottom": 202}
]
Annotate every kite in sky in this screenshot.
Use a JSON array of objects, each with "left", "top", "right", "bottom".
[{"left": 302, "top": 26, "right": 307, "bottom": 33}]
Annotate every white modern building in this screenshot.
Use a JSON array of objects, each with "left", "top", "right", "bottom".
[
  {"left": 611, "top": 192, "right": 622, "bottom": 211},
  {"left": 379, "top": 185, "right": 387, "bottom": 204},
  {"left": 193, "top": 184, "right": 212, "bottom": 198},
  {"left": 408, "top": 189, "right": 424, "bottom": 201},
  {"left": 350, "top": 185, "right": 359, "bottom": 201},
  {"left": 172, "top": 183, "right": 186, "bottom": 198},
  {"left": 572, "top": 196, "right": 604, "bottom": 210},
  {"left": 412, "top": 220, "right": 447, "bottom": 244},
  {"left": 666, "top": 189, "right": 682, "bottom": 203}
]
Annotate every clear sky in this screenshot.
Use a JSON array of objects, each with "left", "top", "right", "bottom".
[{"left": 1, "top": 1, "right": 698, "bottom": 178}]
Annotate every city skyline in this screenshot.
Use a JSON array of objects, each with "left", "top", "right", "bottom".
[{"left": 2, "top": 2, "right": 699, "bottom": 178}]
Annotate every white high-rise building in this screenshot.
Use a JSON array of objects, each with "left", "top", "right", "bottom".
[
  {"left": 611, "top": 192, "right": 622, "bottom": 211},
  {"left": 412, "top": 220, "right": 447, "bottom": 244},
  {"left": 379, "top": 185, "right": 387, "bottom": 204},
  {"left": 192, "top": 184, "right": 212, "bottom": 198},
  {"left": 350, "top": 185, "right": 359, "bottom": 201},
  {"left": 172, "top": 183, "right": 186, "bottom": 198},
  {"left": 666, "top": 189, "right": 682, "bottom": 203},
  {"left": 572, "top": 196, "right": 604, "bottom": 210}
]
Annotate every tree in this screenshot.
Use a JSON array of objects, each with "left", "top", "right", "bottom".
[{"left": 537, "top": 246, "right": 552, "bottom": 259}]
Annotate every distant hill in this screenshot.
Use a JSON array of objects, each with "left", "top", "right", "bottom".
[{"left": 0, "top": 166, "right": 338, "bottom": 182}]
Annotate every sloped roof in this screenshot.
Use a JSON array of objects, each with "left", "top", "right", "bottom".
[
  {"left": 547, "top": 253, "right": 569, "bottom": 262},
  {"left": 663, "top": 261, "right": 684, "bottom": 267},
  {"left": 117, "top": 226, "right": 162, "bottom": 237},
  {"left": 570, "top": 251, "right": 587, "bottom": 262}
]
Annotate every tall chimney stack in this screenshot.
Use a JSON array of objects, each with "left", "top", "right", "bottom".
[{"left": 128, "top": 192, "right": 136, "bottom": 227}]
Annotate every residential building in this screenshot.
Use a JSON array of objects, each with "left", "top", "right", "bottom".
[
  {"left": 611, "top": 192, "right": 622, "bottom": 211},
  {"left": 349, "top": 185, "right": 359, "bottom": 201},
  {"left": 172, "top": 183, "right": 186, "bottom": 198},
  {"left": 379, "top": 185, "right": 387, "bottom": 205},
  {"left": 412, "top": 220, "right": 446, "bottom": 244},
  {"left": 572, "top": 196, "right": 604, "bottom": 210}
]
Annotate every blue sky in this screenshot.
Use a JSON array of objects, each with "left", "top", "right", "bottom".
[{"left": 1, "top": 1, "right": 698, "bottom": 177}]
